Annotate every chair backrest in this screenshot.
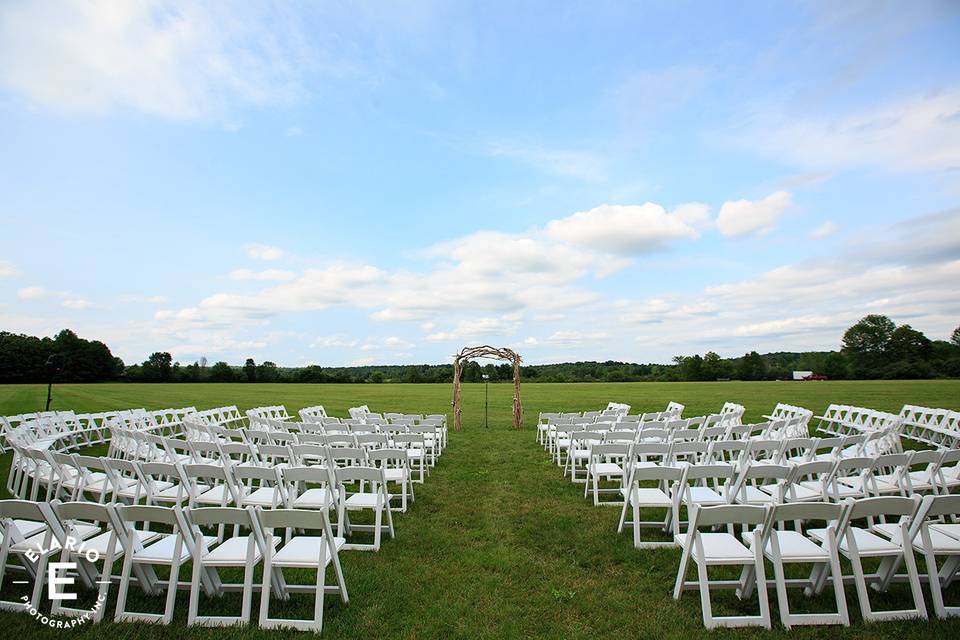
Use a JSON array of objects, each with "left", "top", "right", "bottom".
[
  {"left": 335, "top": 465, "right": 385, "bottom": 485},
  {"left": 691, "top": 503, "right": 766, "bottom": 528},
  {"left": 846, "top": 495, "right": 920, "bottom": 520}
]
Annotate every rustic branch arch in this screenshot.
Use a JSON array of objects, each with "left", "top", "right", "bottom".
[{"left": 451, "top": 345, "right": 523, "bottom": 431}]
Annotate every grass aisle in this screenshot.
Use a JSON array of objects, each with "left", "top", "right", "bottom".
[{"left": 0, "top": 381, "right": 958, "bottom": 637}]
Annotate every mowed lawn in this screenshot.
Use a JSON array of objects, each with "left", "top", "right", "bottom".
[{"left": 0, "top": 380, "right": 959, "bottom": 639}]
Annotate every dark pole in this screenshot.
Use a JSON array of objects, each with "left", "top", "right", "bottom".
[
  {"left": 44, "top": 354, "right": 65, "bottom": 412},
  {"left": 483, "top": 374, "right": 490, "bottom": 428}
]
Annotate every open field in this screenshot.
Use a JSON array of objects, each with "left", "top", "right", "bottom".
[{"left": 1, "top": 380, "right": 959, "bottom": 639}]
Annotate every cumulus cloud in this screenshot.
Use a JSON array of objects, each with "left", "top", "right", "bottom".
[
  {"left": 486, "top": 142, "right": 607, "bottom": 181},
  {"left": 716, "top": 191, "right": 792, "bottom": 237},
  {"left": 0, "top": 260, "right": 17, "bottom": 277},
  {"left": 426, "top": 317, "right": 521, "bottom": 342},
  {"left": 734, "top": 90, "right": 960, "bottom": 173},
  {"left": 0, "top": 0, "right": 310, "bottom": 119},
  {"left": 544, "top": 203, "right": 706, "bottom": 255},
  {"left": 62, "top": 299, "right": 94, "bottom": 310},
  {"left": 17, "top": 286, "right": 48, "bottom": 299},
  {"left": 244, "top": 244, "right": 285, "bottom": 261},
  {"left": 809, "top": 221, "right": 840, "bottom": 239},
  {"left": 229, "top": 268, "right": 296, "bottom": 281}
]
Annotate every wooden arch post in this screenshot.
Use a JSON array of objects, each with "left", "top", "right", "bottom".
[{"left": 451, "top": 345, "right": 523, "bottom": 431}]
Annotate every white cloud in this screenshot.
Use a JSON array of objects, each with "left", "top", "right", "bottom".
[
  {"left": 62, "top": 299, "right": 94, "bottom": 310},
  {"left": 229, "top": 268, "right": 296, "bottom": 281},
  {"left": 735, "top": 90, "right": 960, "bottom": 173},
  {"left": 17, "top": 286, "right": 48, "bottom": 299},
  {"left": 120, "top": 294, "right": 169, "bottom": 304},
  {"left": 716, "top": 191, "right": 792, "bottom": 237},
  {"left": 244, "top": 244, "right": 285, "bottom": 261},
  {"left": 350, "top": 357, "right": 377, "bottom": 366},
  {"left": 0, "top": 260, "right": 17, "bottom": 277},
  {"left": 0, "top": 0, "right": 309, "bottom": 119},
  {"left": 426, "top": 317, "right": 521, "bottom": 342},
  {"left": 809, "top": 221, "right": 839, "bottom": 239},
  {"left": 544, "top": 203, "right": 705, "bottom": 255},
  {"left": 311, "top": 335, "right": 358, "bottom": 349},
  {"left": 486, "top": 142, "right": 607, "bottom": 181}
]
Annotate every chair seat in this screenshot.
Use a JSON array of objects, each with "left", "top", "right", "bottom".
[
  {"left": 194, "top": 484, "right": 233, "bottom": 505},
  {"left": 809, "top": 527, "right": 900, "bottom": 555},
  {"left": 590, "top": 462, "right": 623, "bottom": 476},
  {"left": 11, "top": 520, "right": 46, "bottom": 539},
  {"left": 687, "top": 532, "right": 754, "bottom": 563},
  {"left": 80, "top": 529, "right": 159, "bottom": 557},
  {"left": 743, "top": 530, "right": 830, "bottom": 562},
  {"left": 271, "top": 536, "right": 346, "bottom": 568},
  {"left": 293, "top": 488, "right": 333, "bottom": 509},
  {"left": 118, "top": 480, "right": 172, "bottom": 499},
  {"left": 406, "top": 449, "right": 424, "bottom": 460},
  {"left": 737, "top": 486, "right": 778, "bottom": 504},
  {"left": 241, "top": 487, "right": 282, "bottom": 507},
  {"left": 11, "top": 524, "right": 100, "bottom": 554},
  {"left": 686, "top": 486, "right": 725, "bottom": 505},
  {"left": 202, "top": 535, "right": 279, "bottom": 566},
  {"left": 344, "top": 492, "right": 382, "bottom": 509},
  {"left": 622, "top": 487, "right": 672, "bottom": 507},
  {"left": 790, "top": 482, "right": 826, "bottom": 501},
  {"left": 873, "top": 523, "right": 960, "bottom": 553},
  {"left": 152, "top": 484, "right": 189, "bottom": 501},
  {"left": 135, "top": 533, "right": 216, "bottom": 564}
]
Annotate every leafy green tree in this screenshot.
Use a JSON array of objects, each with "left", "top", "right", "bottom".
[
  {"left": 887, "top": 325, "right": 932, "bottom": 362},
  {"left": 243, "top": 358, "right": 257, "bottom": 382},
  {"left": 736, "top": 351, "right": 767, "bottom": 380},
  {"left": 951, "top": 325, "right": 960, "bottom": 346},
  {"left": 842, "top": 315, "right": 896, "bottom": 377},
  {"left": 369, "top": 371, "right": 384, "bottom": 383},
  {"left": 257, "top": 361, "right": 279, "bottom": 382},
  {"left": 678, "top": 355, "right": 704, "bottom": 381},
  {"left": 823, "top": 352, "right": 849, "bottom": 379},
  {"left": 701, "top": 351, "right": 727, "bottom": 380},
  {"left": 209, "top": 361, "right": 235, "bottom": 382},
  {"left": 141, "top": 351, "right": 173, "bottom": 382}
]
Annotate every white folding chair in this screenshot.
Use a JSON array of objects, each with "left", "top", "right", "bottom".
[
  {"left": 335, "top": 466, "right": 395, "bottom": 551},
  {"left": 185, "top": 506, "right": 275, "bottom": 627},
  {"left": 617, "top": 465, "right": 683, "bottom": 548},
  {"left": 744, "top": 501, "right": 849, "bottom": 629},
  {"left": 257, "top": 508, "right": 349, "bottom": 632},
  {"left": 672, "top": 504, "right": 771, "bottom": 629},
  {"left": 810, "top": 496, "right": 926, "bottom": 622},
  {"left": 114, "top": 504, "right": 211, "bottom": 624}
]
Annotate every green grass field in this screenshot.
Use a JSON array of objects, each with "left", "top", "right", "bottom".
[{"left": 1, "top": 380, "right": 958, "bottom": 639}]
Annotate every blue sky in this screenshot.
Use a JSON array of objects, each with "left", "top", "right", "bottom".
[{"left": 1, "top": 1, "right": 959, "bottom": 367}]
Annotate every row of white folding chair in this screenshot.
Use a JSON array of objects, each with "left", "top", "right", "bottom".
[
  {"left": 674, "top": 494, "right": 960, "bottom": 629},
  {"left": 816, "top": 404, "right": 902, "bottom": 437},
  {"left": 246, "top": 405, "right": 291, "bottom": 421},
  {"left": 31, "top": 448, "right": 408, "bottom": 539},
  {"left": 544, "top": 414, "right": 745, "bottom": 453},
  {"left": 128, "top": 427, "right": 435, "bottom": 481},
  {"left": 899, "top": 404, "right": 960, "bottom": 449},
  {"left": 554, "top": 422, "right": 797, "bottom": 469},
  {"left": 187, "top": 405, "right": 246, "bottom": 428},
  {"left": 0, "top": 499, "right": 349, "bottom": 631},
  {"left": 764, "top": 402, "right": 813, "bottom": 427},
  {"left": 298, "top": 404, "right": 328, "bottom": 421},
  {"left": 615, "top": 451, "right": 954, "bottom": 551}
]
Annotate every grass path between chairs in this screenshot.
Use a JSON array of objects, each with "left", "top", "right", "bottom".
[{"left": 0, "top": 380, "right": 958, "bottom": 638}]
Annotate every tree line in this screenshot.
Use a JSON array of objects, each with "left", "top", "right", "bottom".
[{"left": 1, "top": 315, "right": 958, "bottom": 384}]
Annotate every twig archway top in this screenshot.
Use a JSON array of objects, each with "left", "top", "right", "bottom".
[{"left": 451, "top": 345, "right": 523, "bottom": 432}]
